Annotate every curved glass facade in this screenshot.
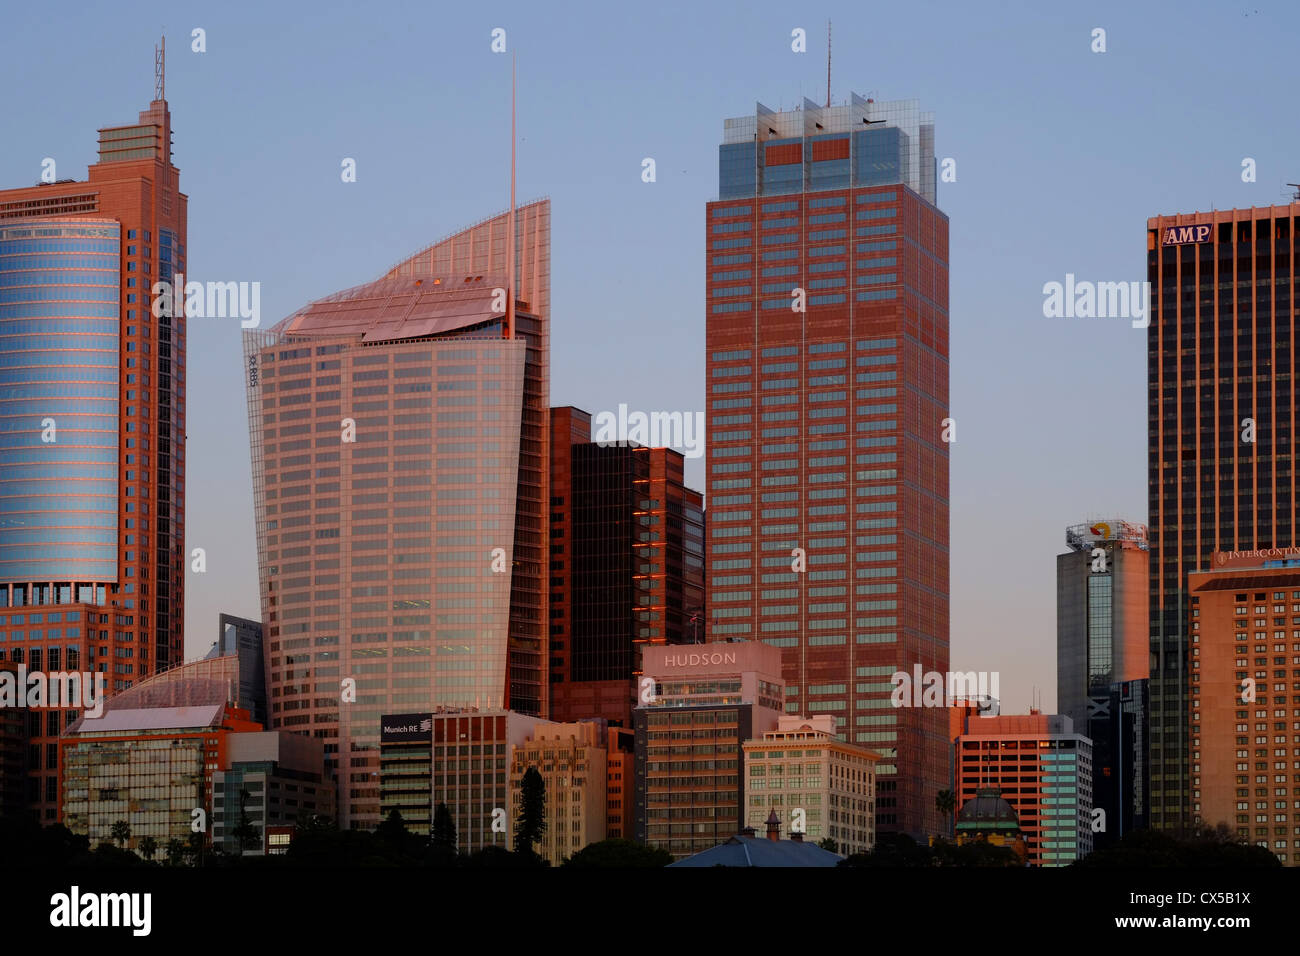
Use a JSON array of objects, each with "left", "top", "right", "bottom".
[{"left": 0, "top": 220, "right": 119, "bottom": 581}]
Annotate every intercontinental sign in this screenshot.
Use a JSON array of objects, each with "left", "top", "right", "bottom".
[{"left": 1214, "top": 548, "right": 1300, "bottom": 567}]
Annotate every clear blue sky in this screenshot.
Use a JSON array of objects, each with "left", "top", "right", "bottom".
[{"left": 3, "top": 0, "right": 1295, "bottom": 713}]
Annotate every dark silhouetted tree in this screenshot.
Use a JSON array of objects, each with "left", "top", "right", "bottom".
[
  {"left": 935, "top": 789, "right": 957, "bottom": 838},
  {"left": 110, "top": 819, "right": 131, "bottom": 849},
  {"left": 137, "top": 835, "right": 158, "bottom": 862},
  {"left": 562, "top": 839, "right": 672, "bottom": 867},
  {"left": 432, "top": 802, "right": 456, "bottom": 852},
  {"left": 232, "top": 788, "right": 260, "bottom": 856},
  {"left": 165, "top": 838, "right": 186, "bottom": 866},
  {"left": 515, "top": 767, "right": 546, "bottom": 855}
]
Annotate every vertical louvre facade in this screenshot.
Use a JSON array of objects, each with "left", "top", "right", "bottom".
[{"left": 1147, "top": 205, "right": 1300, "bottom": 831}]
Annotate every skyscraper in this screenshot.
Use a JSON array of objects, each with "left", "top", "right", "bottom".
[
  {"left": 244, "top": 200, "right": 550, "bottom": 828},
  {"left": 0, "top": 61, "right": 186, "bottom": 820},
  {"left": 548, "top": 406, "right": 705, "bottom": 726},
  {"left": 704, "top": 94, "right": 949, "bottom": 837},
  {"left": 1056, "top": 519, "right": 1148, "bottom": 729},
  {"left": 1056, "top": 519, "right": 1149, "bottom": 847},
  {"left": 1146, "top": 202, "right": 1300, "bottom": 831}
]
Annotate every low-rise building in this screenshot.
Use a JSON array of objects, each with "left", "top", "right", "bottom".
[
  {"left": 378, "top": 709, "right": 543, "bottom": 851},
  {"left": 508, "top": 721, "right": 607, "bottom": 863},
  {"left": 60, "top": 692, "right": 260, "bottom": 851},
  {"left": 954, "top": 711, "right": 1093, "bottom": 866},
  {"left": 634, "top": 641, "right": 785, "bottom": 859},
  {"left": 742, "top": 714, "right": 880, "bottom": 855},
  {"left": 212, "top": 731, "right": 332, "bottom": 855}
]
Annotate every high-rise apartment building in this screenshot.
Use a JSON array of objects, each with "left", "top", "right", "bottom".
[
  {"left": 549, "top": 406, "right": 705, "bottom": 726},
  {"left": 245, "top": 201, "right": 550, "bottom": 828},
  {"left": 1188, "top": 551, "right": 1300, "bottom": 864},
  {"left": 0, "top": 69, "right": 187, "bottom": 820},
  {"left": 1147, "top": 203, "right": 1300, "bottom": 830},
  {"left": 705, "top": 94, "right": 948, "bottom": 837}
]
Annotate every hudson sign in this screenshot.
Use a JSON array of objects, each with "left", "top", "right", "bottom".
[
  {"left": 1161, "top": 223, "right": 1212, "bottom": 246},
  {"left": 660, "top": 651, "right": 737, "bottom": 667}
]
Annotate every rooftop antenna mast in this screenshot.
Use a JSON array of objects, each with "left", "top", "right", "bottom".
[
  {"left": 155, "top": 33, "right": 165, "bottom": 101},
  {"left": 506, "top": 52, "right": 517, "bottom": 339},
  {"left": 825, "top": 20, "right": 832, "bottom": 108}
]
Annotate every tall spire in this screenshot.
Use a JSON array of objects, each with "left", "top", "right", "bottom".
[
  {"left": 825, "top": 20, "right": 831, "bottom": 108},
  {"left": 506, "top": 51, "right": 517, "bottom": 339},
  {"left": 155, "top": 33, "right": 165, "bottom": 102}
]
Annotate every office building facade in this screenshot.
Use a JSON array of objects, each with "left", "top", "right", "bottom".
[
  {"left": 507, "top": 720, "right": 607, "bottom": 863},
  {"left": 212, "top": 730, "right": 332, "bottom": 855},
  {"left": 705, "top": 94, "right": 949, "bottom": 838},
  {"left": 1056, "top": 520, "right": 1148, "bottom": 847},
  {"left": 742, "top": 714, "right": 879, "bottom": 854},
  {"left": 549, "top": 406, "right": 705, "bottom": 727},
  {"left": 954, "top": 712, "right": 1093, "bottom": 866},
  {"left": 0, "top": 85, "right": 187, "bottom": 822},
  {"left": 61, "top": 691, "right": 261, "bottom": 852},
  {"left": 633, "top": 640, "right": 784, "bottom": 858},
  {"left": 378, "top": 709, "right": 541, "bottom": 851},
  {"left": 1057, "top": 519, "right": 1149, "bottom": 729},
  {"left": 206, "top": 613, "right": 266, "bottom": 727},
  {"left": 245, "top": 201, "right": 550, "bottom": 828},
  {"left": 1147, "top": 202, "right": 1300, "bottom": 830},
  {"left": 1088, "top": 677, "right": 1148, "bottom": 848},
  {"left": 1188, "top": 552, "right": 1300, "bottom": 864}
]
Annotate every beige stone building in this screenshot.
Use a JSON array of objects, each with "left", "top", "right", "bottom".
[
  {"left": 509, "top": 721, "right": 607, "bottom": 864},
  {"left": 743, "top": 715, "right": 879, "bottom": 856}
]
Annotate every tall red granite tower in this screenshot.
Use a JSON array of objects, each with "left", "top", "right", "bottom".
[{"left": 705, "top": 94, "right": 949, "bottom": 839}]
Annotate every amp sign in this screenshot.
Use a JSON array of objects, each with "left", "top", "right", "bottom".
[{"left": 1161, "top": 223, "right": 1212, "bottom": 246}]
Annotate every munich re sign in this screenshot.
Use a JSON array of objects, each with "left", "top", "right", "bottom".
[{"left": 1161, "top": 223, "right": 1212, "bottom": 246}]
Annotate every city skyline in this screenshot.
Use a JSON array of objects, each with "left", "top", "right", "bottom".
[
  {"left": 6, "top": 4, "right": 1298, "bottom": 717},
  {"left": 10, "top": 13, "right": 1300, "bottom": 943}
]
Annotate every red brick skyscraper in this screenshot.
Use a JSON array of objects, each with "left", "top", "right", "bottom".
[
  {"left": 705, "top": 95, "right": 949, "bottom": 838},
  {"left": 0, "top": 61, "right": 187, "bottom": 820}
]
